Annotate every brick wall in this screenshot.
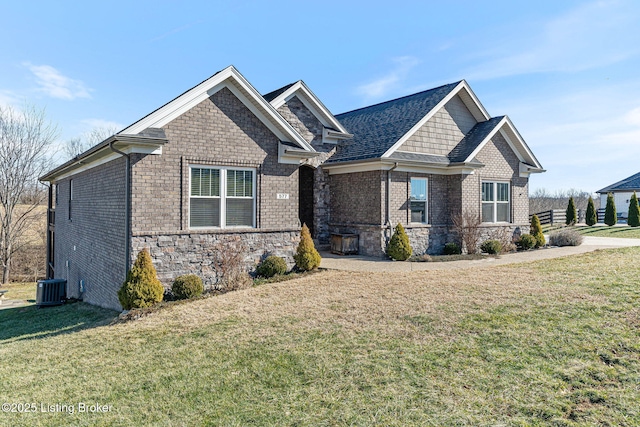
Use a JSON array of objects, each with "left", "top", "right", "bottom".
[
  {"left": 399, "top": 95, "right": 478, "bottom": 155},
  {"left": 53, "top": 157, "right": 127, "bottom": 310},
  {"left": 130, "top": 87, "right": 300, "bottom": 234},
  {"left": 329, "top": 170, "right": 383, "bottom": 225}
]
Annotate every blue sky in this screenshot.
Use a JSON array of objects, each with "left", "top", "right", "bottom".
[{"left": 1, "top": 0, "right": 639, "bottom": 193}]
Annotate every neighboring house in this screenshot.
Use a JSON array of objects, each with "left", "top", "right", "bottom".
[
  {"left": 40, "top": 65, "right": 544, "bottom": 310},
  {"left": 596, "top": 171, "right": 640, "bottom": 219}
]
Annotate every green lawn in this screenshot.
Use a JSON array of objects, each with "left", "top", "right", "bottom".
[
  {"left": 573, "top": 225, "right": 640, "bottom": 238},
  {"left": 0, "top": 282, "right": 37, "bottom": 303},
  {"left": 1, "top": 248, "right": 640, "bottom": 426}
]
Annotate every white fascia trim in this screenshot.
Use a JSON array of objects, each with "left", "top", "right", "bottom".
[
  {"left": 278, "top": 142, "right": 320, "bottom": 164},
  {"left": 270, "top": 81, "right": 350, "bottom": 134},
  {"left": 503, "top": 116, "right": 543, "bottom": 170},
  {"left": 324, "top": 160, "right": 478, "bottom": 176},
  {"left": 121, "top": 66, "right": 313, "bottom": 152},
  {"left": 457, "top": 80, "right": 491, "bottom": 122},
  {"left": 55, "top": 152, "right": 122, "bottom": 181},
  {"left": 381, "top": 81, "right": 491, "bottom": 159}
]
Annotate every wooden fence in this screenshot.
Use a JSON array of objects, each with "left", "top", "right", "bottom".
[{"left": 530, "top": 209, "right": 585, "bottom": 225}]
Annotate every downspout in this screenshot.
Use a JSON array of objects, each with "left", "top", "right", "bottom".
[
  {"left": 109, "top": 142, "right": 131, "bottom": 279},
  {"left": 386, "top": 163, "right": 399, "bottom": 241}
]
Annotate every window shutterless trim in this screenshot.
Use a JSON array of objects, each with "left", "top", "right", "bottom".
[
  {"left": 188, "top": 165, "right": 256, "bottom": 229},
  {"left": 481, "top": 180, "right": 510, "bottom": 223},
  {"left": 410, "top": 177, "right": 428, "bottom": 224}
]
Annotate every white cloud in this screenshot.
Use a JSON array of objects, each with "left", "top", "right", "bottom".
[
  {"left": 0, "top": 90, "right": 19, "bottom": 108},
  {"left": 465, "top": 1, "right": 640, "bottom": 80},
  {"left": 80, "top": 118, "right": 124, "bottom": 132},
  {"left": 623, "top": 107, "right": 640, "bottom": 126},
  {"left": 24, "top": 63, "right": 92, "bottom": 100},
  {"left": 356, "top": 56, "right": 420, "bottom": 100}
]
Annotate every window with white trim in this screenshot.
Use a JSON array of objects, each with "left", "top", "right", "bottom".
[
  {"left": 410, "top": 178, "right": 428, "bottom": 223},
  {"left": 481, "top": 181, "right": 510, "bottom": 223},
  {"left": 189, "top": 166, "right": 255, "bottom": 228}
]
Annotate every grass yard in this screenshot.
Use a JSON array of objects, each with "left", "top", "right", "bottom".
[
  {"left": 573, "top": 225, "right": 640, "bottom": 239},
  {"left": 1, "top": 282, "right": 37, "bottom": 303},
  {"left": 1, "top": 248, "right": 640, "bottom": 426}
]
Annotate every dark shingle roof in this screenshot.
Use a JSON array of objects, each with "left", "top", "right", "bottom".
[
  {"left": 262, "top": 83, "right": 296, "bottom": 102},
  {"left": 597, "top": 172, "right": 640, "bottom": 193},
  {"left": 327, "top": 81, "right": 461, "bottom": 163},
  {"left": 448, "top": 116, "right": 504, "bottom": 163}
]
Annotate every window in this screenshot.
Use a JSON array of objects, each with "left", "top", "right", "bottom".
[
  {"left": 482, "top": 181, "right": 510, "bottom": 223},
  {"left": 68, "top": 179, "right": 73, "bottom": 221},
  {"left": 190, "top": 166, "right": 255, "bottom": 228},
  {"left": 410, "top": 178, "right": 428, "bottom": 223}
]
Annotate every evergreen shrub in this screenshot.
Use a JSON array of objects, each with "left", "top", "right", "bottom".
[
  {"left": 118, "top": 248, "right": 164, "bottom": 310},
  {"left": 294, "top": 224, "right": 321, "bottom": 271},
  {"left": 172, "top": 274, "right": 204, "bottom": 300},
  {"left": 256, "top": 255, "right": 288, "bottom": 278},
  {"left": 386, "top": 223, "right": 412, "bottom": 261}
]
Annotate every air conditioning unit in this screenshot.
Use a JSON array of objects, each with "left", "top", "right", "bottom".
[{"left": 36, "top": 279, "right": 67, "bottom": 307}]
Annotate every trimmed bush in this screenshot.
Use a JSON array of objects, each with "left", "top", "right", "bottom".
[
  {"left": 172, "top": 274, "right": 203, "bottom": 300},
  {"left": 517, "top": 234, "right": 536, "bottom": 251},
  {"left": 480, "top": 239, "right": 502, "bottom": 255},
  {"left": 294, "top": 224, "right": 321, "bottom": 271},
  {"left": 586, "top": 196, "right": 597, "bottom": 226},
  {"left": 604, "top": 192, "right": 617, "bottom": 226},
  {"left": 386, "top": 223, "right": 412, "bottom": 261},
  {"left": 443, "top": 242, "right": 462, "bottom": 255},
  {"left": 118, "top": 248, "right": 164, "bottom": 310},
  {"left": 256, "top": 255, "right": 287, "bottom": 278},
  {"left": 628, "top": 191, "right": 640, "bottom": 227},
  {"left": 530, "top": 214, "right": 545, "bottom": 248},
  {"left": 565, "top": 197, "right": 577, "bottom": 225},
  {"left": 549, "top": 228, "right": 583, "bottom": 247}
]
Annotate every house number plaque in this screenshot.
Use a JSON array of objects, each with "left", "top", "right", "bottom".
[{"left": 277, "top": 193, "right": 290, "bottom": 200}]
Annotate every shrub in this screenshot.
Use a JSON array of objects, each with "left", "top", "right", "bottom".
[
  {"left": 256, "top": 255, "right": 287, "bottom": 278},
  {"left": 480, "top": 239, "right": 502, "bottom": 255},
  {"left": 530, "top": 214, "right": 545, "bottom": 248},
  {"left": 586, "top": 196, "right": 597, "bottom": 226},
  {"left": 549, "top": 228, "right": 584, "bottom": 246},
  {"left": 171, "top": 274, "right": 204, "bottom": 300},
  {"left": 213, "top": 241, "right": 252, "bottom": 291},
  {"left": 604, "top": 192, "right": 617, "bottom": 226},
  {"left": 451, "top": 211, "right": 481, "bottom": 254},
  {"left": 118, "top": 248, "right": 164, "bottom": 310},
  {"left": 565, "top": 197, "right": 577, "bottom": 225},
  {"left": 386, "top": 223, "right": 412, "bottom": 261},
  {"left": 489, "top": 227, "right": 516, "bottom": 253},
  {"left": 517, "top": 234, "right": 536, "bottom": 251},
  {"left": 443, "top": 242, "right": 461, "bottom": 255},
  {"left": 628, "top": 192, "right": 640, "bottom": 227},
  {"left": 294, "top": 224, "right": 322, "bottom": 270}
]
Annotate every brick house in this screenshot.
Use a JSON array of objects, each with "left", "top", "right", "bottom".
[{"left": 40, "top": 66, "right": 544, "bottom": 310}]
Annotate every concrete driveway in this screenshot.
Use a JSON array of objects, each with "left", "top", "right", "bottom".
[{"left": 320, "top": 236, "right": 640, "bottom": 272}]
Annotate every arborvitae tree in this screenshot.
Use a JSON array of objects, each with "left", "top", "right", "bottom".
[
  {"left": 585, "top": 196, "right": 597, "bottom": 226},
  {"left": 294, "top": 224, "right": 321, "bottom": 271},
  {"left": 604, "top": 193, "right": 617, "bottom": 226},
  {"left": 628, "top": 192, "right": 640, "bottom": 227},
  {"left": 386, "top": 223, "right": 412, "bottom": 261},
  {"left": 530, "top": 214, "right": 545, "bottom": 248},
  {"left": 118, "top": 248, "right": 164, "bottom": 310},
  {"left": 565, "top": 196, "right": 577, "bottom": 225}
]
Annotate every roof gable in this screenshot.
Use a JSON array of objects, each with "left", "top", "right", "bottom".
[
  {"left": 265, "top": 80, "right": 350, "bottom": 136},
  {"left": 121, "top": 66, "right": 313, "bottom": 152}
]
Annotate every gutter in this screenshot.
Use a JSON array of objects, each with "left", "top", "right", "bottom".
[{"left": 108, "top": 141, "right": 132, "bottom": 279}]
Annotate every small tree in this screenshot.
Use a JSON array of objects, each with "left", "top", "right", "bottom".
[
  {"left": 530, "top": 214, "right": 545, "bottom": 248},
  {"left": 628, "top": 192, "right": 640, "bottom": 227},
  {"left": 604, "top": 193, "right": 617, "bottom": 226},
  {"left": 585, "top": 196, "right": 597, "bottom": 226},
  {"left": 294, "top": 224, "right": 321, "bottom": 270},
  {"left": 118, "top": 248, "right": 164, "bottom": 309},
  {"left": 451, "top": 211, "right": 482, "bottom": 254},
  {"left": 386, "top": 223, "right": 412, "bottom": 261},
  {"left": 565, "top": 197, "right": 577, "bottom": 225}
]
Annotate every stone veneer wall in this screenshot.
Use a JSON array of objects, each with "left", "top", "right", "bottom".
[{"left": 132, "top": 229, "right": 300, "bottom": 289}]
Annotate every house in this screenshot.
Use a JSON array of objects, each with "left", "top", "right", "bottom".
[
  {"left": 40, "top": 66, "right": 544, "bottom": 310},
  {"left": 596, "top": 171, "right": 640, "bottom": 219}
]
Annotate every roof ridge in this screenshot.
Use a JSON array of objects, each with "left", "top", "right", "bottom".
[{"left": 336, "top": 81, "right": 462, "bottom": 117}]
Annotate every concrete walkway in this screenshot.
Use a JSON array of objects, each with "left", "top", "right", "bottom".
[{"left": 320, "top": 236, "right": 640, "bottom": 272}]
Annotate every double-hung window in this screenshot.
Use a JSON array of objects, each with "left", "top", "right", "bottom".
[
  {"left": 190, "top": 166, "right": 255, "bottom": 228},
  {"left": 481, "top": 181, "right": 510, "bottom": 223},
  {"left": 410, "top": 178, "right": 428, "bottom": 223}
]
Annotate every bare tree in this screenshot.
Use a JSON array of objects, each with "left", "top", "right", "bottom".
[
  {"left": 0, "top": 104, "right": 57, "bottom": 283},
  {"left": 529, "top": 188, "right": 598, "bottom": 215},
  {"left": 63, "top": 125, "right": 118, "bottom": 160}
]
